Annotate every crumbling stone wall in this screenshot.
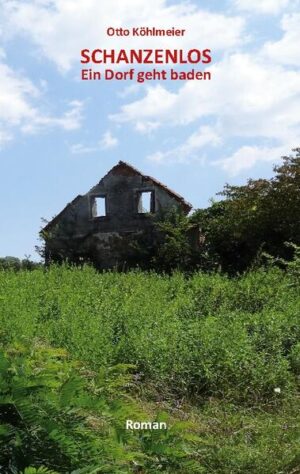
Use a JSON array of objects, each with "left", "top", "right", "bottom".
[{"left": 43, "top": 162, "right": 191, "bottom": 269}]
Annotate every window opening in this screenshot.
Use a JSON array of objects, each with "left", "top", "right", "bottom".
[
  {"left": 137, "top": 191, "right": 154, "bottom": 213},
  {"left": 93, "top": 196, "right": 106, "bottom": 217}
]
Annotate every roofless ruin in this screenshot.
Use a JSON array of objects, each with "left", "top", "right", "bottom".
[{"left": 42, "top": 161, "right": 193, "bottom": 269}]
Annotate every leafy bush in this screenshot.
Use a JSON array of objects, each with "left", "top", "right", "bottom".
[
  {"left": 0, "top": 340, "right": 199, "bottom": 473},
  {"left": 192, "top": 149, "right": 300, "bottom": 273}
]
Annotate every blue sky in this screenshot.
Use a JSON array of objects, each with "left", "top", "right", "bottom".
[{"left": 0, "top": 0, "right": 300, "bottom": 259}]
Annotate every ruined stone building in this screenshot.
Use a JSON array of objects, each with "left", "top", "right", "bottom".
[{"left": 42, "top": 161, "right": 193, "bottom": 269}]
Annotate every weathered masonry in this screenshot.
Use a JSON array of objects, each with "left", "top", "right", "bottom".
[{"left": 42, "top": 161, "right": 192, "bottom": 269}]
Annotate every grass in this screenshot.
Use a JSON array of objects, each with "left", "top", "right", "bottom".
[{"left": 0, "top": 264, "right": 299, "bottom": 472}]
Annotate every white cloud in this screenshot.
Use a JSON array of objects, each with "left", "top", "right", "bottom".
[
  {"left": 0, "top": 62, "right": 39, "bottom": 126},
  {"left": 21, "top": 100, "right": 84, "bottom": 134},
  {"left": 117, "top": 84, "right": 140, "bottom": 98},
  {"left": 70, "top": 130, "right": 118, "bottom": 154},
  {"left": 0, "top": 129, "right": 13, "bottom": 148},
  {"left": 111, "top": 85, "right": 177, "bottom": 130},
  {"left": 234, "top": 0, "right": 291, "bottom": 14},
  {"left": 135, "top": 121, "right": 160, "bottom": 134},
  {"left": 147, "top": 126, "right": 221, "bottom": 163},
  {"left": 213, "top": 144, "right": 288, "bottom": 175},
  {"left": 70, "top": 143, "right": 99, "bottom": 155},
  {"left": 112, "top": 47, "right": 300, "bottom": 173},
  {"left": 100, "top": 130, "right": 118, "bottom": 149},
  {"left": 0, "top": 0, "right": 245, "bottom": 72},
  {"left": 0, "top": 60, "right": 84, "bottom": 146},
  {"left": 112, "top": 53, "right": 300, "bottom": 139},
  {"left": 55, "top": 100, "right": 84, "bottom": 130},
  {"left": 1, "top": 0, "right": 297, "bottom": 176},
  {"left": 263, "top": 14, "right": 300, "bottom": 65}
]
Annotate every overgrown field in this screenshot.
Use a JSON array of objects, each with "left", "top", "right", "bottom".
[{"left": 0, "top": 265, "right": 299, "bottom": 473}]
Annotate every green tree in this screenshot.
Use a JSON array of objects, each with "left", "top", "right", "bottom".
[{"left": 191, "top": 148, "right": 300, "bottom": 273}]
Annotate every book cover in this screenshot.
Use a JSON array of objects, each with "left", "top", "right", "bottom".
[{"left": 0, "top": 1, "right": 299, "bottom": 472}]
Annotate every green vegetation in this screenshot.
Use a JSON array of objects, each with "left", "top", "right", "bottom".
[
  {"left": 0, "top": 256, "right": 40, "bottom": 271},
  {"left": 192, "top": 149, "right": 300, "bottom": 274},
  {"left": 0, "top": 341, "right": 197, "bottom": 473},
  {"left": 126, "top": 149, "right": 300, "bottom": 274},
  {"left": 1, "top": 150, "right": 299, "bottom": 471},
  {"left": 0, "top": 257, "right": 299, "bottom": 472}
]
